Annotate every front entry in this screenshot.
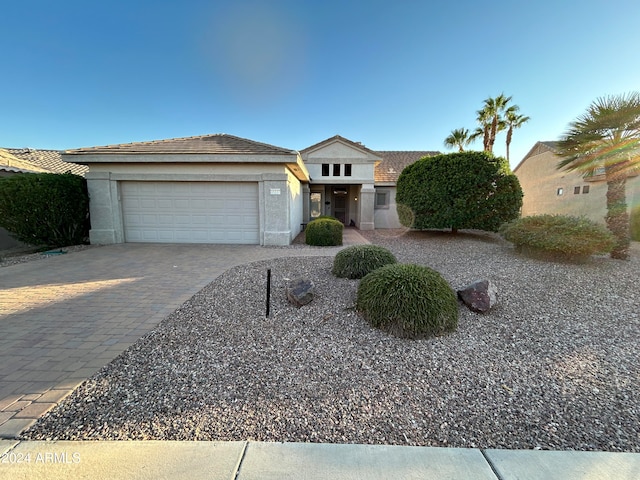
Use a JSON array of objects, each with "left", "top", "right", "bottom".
[{"left": 333, "top": 190, "right": 348, "bottom": 224}]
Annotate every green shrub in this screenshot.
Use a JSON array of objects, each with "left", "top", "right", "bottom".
[
  {"left": 499, "top": 214, "right": 616, "bottom": 258},
  {"left": 631, "top": 204, "right": 640, "bottom": 242},
  {"left": 356, "top": 263, "right": 458, "bottom": 339},
  {"left": 0, "top": 173, "right": 89, "bottom": 247},
  {"left": 305, "top": 217, "right": 343, "bottom": 246},
  {"left": 396, "top": 151, "right": 523, "bottom": 232},
  {"left": 332, "top": 244, "right": 397, "bottom": 279}
]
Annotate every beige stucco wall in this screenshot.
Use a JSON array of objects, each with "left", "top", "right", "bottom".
[
  {"left": 515, "top": 148, "right": 640, "bottom": 224},
  {"left": 374, "top": 186, "right": 402, "bottom": 228},
  {"left": 82, "top": 161, "right": 299, "bottom": 246}
]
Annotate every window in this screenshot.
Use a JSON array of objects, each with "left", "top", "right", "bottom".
[
  {"left": 582, "top": 185, "right": 590, "bottom": 194},
  {"left": 321, "top": 164, "right": 329, "bottom": 176},
  {"left": 345, "top": 164, "right": 352, "bottom": 176},
  {"left": 333, "top": 164, "right": 341, "bottom": 176},
  {"left": 557, "top": 187, "right": 564, "bottom": 196},
  {"left": 310, "top": 192, "right": 322, "bottom": 218},
  {"left": 375, "top": 191, "right": 389, "bottom": 209},
  {"left": 574, "top": 186, "right": 581, "bottom": 194}
]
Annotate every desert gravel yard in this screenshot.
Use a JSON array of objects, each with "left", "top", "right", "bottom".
[{"left": 23, "top": 231, "right": 640, "bottom": 451}]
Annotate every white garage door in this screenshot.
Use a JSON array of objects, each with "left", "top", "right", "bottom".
[{"left": 121, "top": 182, "right": 260, "bottom": 244}]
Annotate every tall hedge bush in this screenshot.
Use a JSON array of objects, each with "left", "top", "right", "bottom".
[
  {"left": 0, "top": 173, "right": 90, "bottom": 246},
  {"left": 396, "top": 151, "right": 523, "bottom": 232},
  {"left": 631, "top": 204, "right": 640, "bottom": 242}
]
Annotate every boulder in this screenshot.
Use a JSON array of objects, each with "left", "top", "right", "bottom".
[
  {"left": 286, "top": 277, "right": 315, "bottom": 307},
  {"left": 457, "top": 279, "right": 497, "bottom": 313}
]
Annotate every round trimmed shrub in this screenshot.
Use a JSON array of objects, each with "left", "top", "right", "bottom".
[
  {"left": 332, "top": 244, "right": 397, "bottom": 279},
  {"left": 499, "top": 214, "right": 616, "bottom": 258},
  {"left": 305, "top": 218, "right": 343, "bottom": 246},
  {"left": 356, "top": 263, "right": 458, "bottom": 339}
]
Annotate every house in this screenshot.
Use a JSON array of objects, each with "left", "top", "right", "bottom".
[
  {"left": 514, "top": 141, "right": 640, "bottom": 223},
  {"left": 64, "top": 134, "right": 436, "bottom": 246},
  {"left": 0, "top": 148, "right": 88, "bottom": 249}
]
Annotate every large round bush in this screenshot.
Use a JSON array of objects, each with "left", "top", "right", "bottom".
[
  {"left": 305, "top": 218, "right": 343, "bottom": 246},
  {"left": 356, "top": 263, "right": 458, "bottom": 339},
  {"left": 396, "top": 151, "right": 523, "bottom": 232},
  {"left": 332, "top": 244, "right": 397, "bottom": 279},
  {"left": 499, "top": 214, "right": 616, "bottom": 258}
]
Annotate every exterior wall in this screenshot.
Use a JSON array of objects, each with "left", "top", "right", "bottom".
[
  {"left": 84, "top": 162, "right": 296, "bottom": 246},
  {"left": 374, "top": 186, "right": 402, "bottom": 228},
  {"left": 287, "top": 170, "right": 304, "bottom": 242},
  {"left": 515, "top": 148, "right": 640, "bottom": 224},
  {"left": 305, "top": 162, "right": 375, "bottom": 184}
]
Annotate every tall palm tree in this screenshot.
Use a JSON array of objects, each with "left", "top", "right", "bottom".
[
  {"left": 504, "top": 108, "right": 530, "bottom": 162},
  {"left": 472, "top": 94, "right": 512, "bottom": 153},
  {"left": 556, "top": 92, "right": 640, "bottom": 260},
  {"left": 444, "top": 128, "right": 472, "bottom": 152}
]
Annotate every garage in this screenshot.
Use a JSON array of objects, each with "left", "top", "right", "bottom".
[{"left": 121, "top": 181, "right": 260, "bottom": 244}]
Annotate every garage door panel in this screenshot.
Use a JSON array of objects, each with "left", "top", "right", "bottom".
[{"left": 121, "top": 181, "right": 259, "bottom": 244}]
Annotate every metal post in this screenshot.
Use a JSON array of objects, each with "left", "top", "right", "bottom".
[{"left": 266, "top": 268, "right": 271, "bottom": 317}]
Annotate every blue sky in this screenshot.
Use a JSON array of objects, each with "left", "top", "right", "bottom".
[{"left": 2, "top": 0, "right": 639, "bottom": 168}]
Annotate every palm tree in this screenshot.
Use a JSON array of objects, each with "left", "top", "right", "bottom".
[
  {"left": 556, "top": 92, "right": 640, "bottom": 260},
  {"left": 444, "top": 128, "right": 472, "bottom": 152},
  {"left": 488, "top": 94, "right": 512, "bottom": 153},
  {"left": 504, "top": 108, "right": 530, "bottom": 162},
  {"left": 472, "top": 94, "right": 512, "bottom": 153}
]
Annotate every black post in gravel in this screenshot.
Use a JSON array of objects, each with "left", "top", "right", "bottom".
[{"left": 266, "top": 268, "right": 271, "bottom": 317}]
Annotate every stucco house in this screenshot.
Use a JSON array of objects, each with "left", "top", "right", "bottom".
[
  {"left": 514, "top": 141, "right": 640, "bottom": 223},
  {"left": 64, "top": 134, "right": 436, "bottom": 246}
]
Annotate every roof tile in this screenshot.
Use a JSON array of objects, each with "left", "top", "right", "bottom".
[{"left": 65, "top": 134, "right": 296, "bottom": 156}]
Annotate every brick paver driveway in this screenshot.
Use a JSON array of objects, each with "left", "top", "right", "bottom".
[{"left": 0, "top": 240, "right": 365, "bottom": 438}]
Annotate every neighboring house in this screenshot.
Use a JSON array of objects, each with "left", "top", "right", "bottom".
[
  {"left": 64, "top": 134, "right": 437, "bottom": 246},
  {"left": 0, "top": 148, "right": 88, "bottom": 248},
  {"left": 514, "top": 141, "right": 640, "bottom": 224}
]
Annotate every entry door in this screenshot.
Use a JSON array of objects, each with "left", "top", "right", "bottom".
[{"left": 333, "top": 192, "right": 347, "bottom": 224}]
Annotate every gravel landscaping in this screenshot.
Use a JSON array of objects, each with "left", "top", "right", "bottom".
[{"left": 23, "top": 231, "right": 640, "bottom": 451}]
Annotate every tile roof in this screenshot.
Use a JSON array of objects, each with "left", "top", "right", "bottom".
[
  {"left": 65, "top": 134, "right": 297, "bottom": 156},
  {"left": 373, "top": 151, "right": 439, "bottom": 183},
  {"left": 1, "top": 148, "right": 87, "bottom": 176},
  {"left": 300, "top": 135, "right": 380, "bottom": 156}
]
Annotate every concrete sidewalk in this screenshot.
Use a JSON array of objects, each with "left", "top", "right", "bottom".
[{"left": 1, "top": 440, "right": 639, "bottom": 480}]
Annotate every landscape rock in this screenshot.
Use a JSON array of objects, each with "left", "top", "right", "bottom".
[
  {"left": 457, "top": 279, "right": 497, "bottom": 313},
  {"left": 286, "top": 277, "right": 315, "bottom": 307}
]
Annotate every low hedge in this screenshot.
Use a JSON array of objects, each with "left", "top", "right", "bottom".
[
  {"left": 305, "top": 217, "right": 343, "bottom": 246},
  {"left": 499, "top": 214, "right": 616, "bottom": 258},
  {"left": 332, "top": 244, "right": 397, "bottom": 279},
  {"left": 356, "top": 263, "right": 458, "bottom": 339}
]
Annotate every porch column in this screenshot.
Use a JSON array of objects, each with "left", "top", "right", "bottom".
[
  {"left": 359, "top": 183, "right": 375, "bottom": 230},
  {"left": 302, "top": 184, "right": 310, "bottom": 222},
  {"left": 85, "top": 172, "right": 121, "bottom": 244}
]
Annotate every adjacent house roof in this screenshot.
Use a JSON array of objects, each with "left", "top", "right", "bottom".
[
  {"left": 1, "top": 148, "right": 88, "bottom": 176},
  {"left": 65, "top": 134, "right": 297, "bottom": 156},
  {"left": 513, "top": 141, "right": 559, "bottom": 173},
  {"left": 374, "top": 151, "right": 439, "bottom": 183}
]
